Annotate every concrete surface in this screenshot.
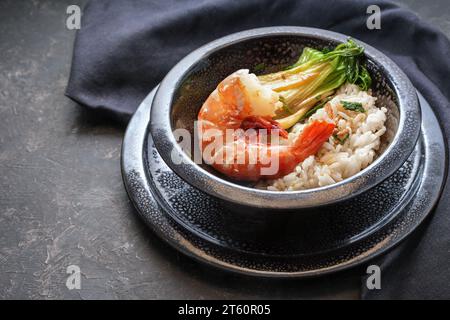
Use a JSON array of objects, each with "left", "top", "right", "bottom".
[{"left": 0, "top": 0, "right": 448, "bottom": 299}]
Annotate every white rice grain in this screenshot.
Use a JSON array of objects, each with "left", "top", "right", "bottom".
[{"left": 261, "top": 83, "right": 388, "bottom": 191}]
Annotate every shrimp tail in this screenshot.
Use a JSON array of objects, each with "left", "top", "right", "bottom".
[{"left": 291, "top": 120, "right": 335, "bottom": 161}]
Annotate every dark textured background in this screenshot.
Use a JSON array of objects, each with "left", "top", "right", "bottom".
[{"left": 0, "top": 0, "right": 448, "bottom": 299}]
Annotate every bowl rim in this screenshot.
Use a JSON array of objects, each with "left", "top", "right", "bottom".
[{"left": 150, "top": 26, "right": 421, "bottom": 209}]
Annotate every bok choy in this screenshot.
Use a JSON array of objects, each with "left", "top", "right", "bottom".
[{"left": 258, "top": 39, "right": 372, "bottom": 129}]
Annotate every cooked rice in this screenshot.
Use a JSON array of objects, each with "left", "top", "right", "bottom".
[{"left": 261, "top": 83, "right": 387, "bottom": 191}]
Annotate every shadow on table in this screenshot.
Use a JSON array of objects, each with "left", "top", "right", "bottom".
[
  {"left": 125, "top": 201, "right": 363, "bottom": 299},
  {"left": 70, "top": 102, "right": 130, "bottom": 134}
]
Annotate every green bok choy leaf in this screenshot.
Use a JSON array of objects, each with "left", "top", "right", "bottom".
[{"left": 258, "top": 39, "right": 372, "bottom": 129}]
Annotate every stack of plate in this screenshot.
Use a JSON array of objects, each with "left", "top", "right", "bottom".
[
  {"left": 122, "top": 88, "right": 444, "bottom": 277},
  {"left": 121, "top": 28, "right": 446, "bottom": 277}
]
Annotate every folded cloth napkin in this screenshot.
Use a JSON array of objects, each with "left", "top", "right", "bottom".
[{"left": 66, "top": 0, "right": 450, "bottom": 299}]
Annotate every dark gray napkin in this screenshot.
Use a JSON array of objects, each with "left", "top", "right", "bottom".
[{"left": 66, "top": 0, "right": 450, "bottom": 299}]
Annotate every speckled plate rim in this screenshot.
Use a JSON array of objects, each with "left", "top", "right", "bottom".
[{"left": 121, "top": 88, "right": 446, "bottom": 278}]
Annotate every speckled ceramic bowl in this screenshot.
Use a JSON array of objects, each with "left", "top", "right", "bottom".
[{"left": 150, "top": 27, "right": 420, "bottom": 210}]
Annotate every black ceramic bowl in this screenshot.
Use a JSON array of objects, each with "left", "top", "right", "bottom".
[{"left": 150, "top": 27, "right": 420, "bottom": 210}]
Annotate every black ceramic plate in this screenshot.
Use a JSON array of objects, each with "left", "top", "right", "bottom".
[{"left": 121, "top": 88, "right": 446, "bottom": 277}]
